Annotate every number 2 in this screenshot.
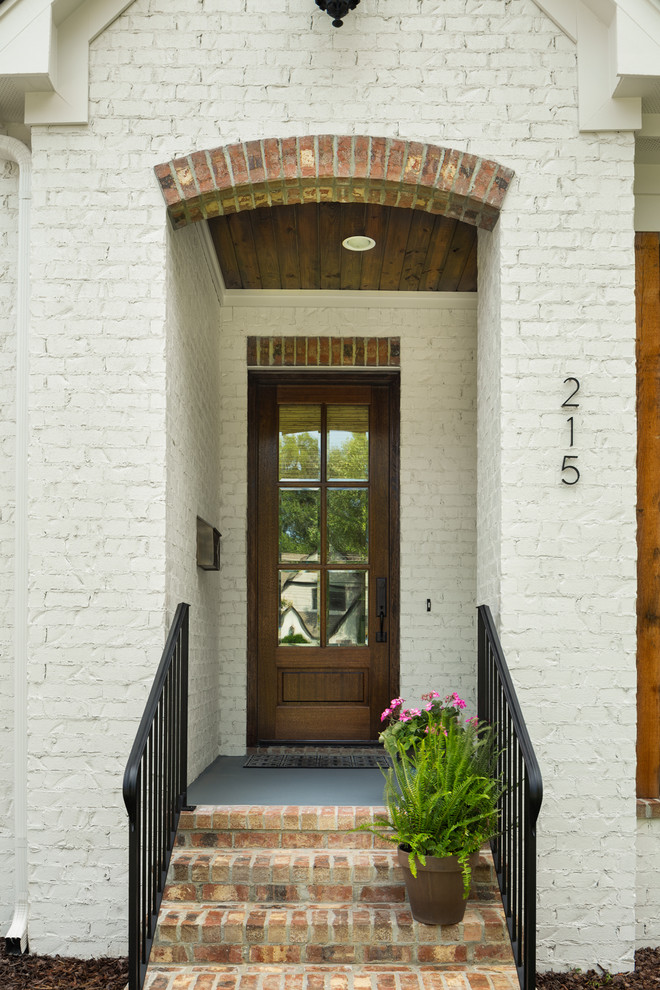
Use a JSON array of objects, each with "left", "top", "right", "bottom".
[{"left": 562, "top": 378, "right": 580, "bottom": 408}]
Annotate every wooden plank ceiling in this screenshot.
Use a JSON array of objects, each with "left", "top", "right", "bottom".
[{"left": 208, "top": 202, "right": 477, "bottom": 292}]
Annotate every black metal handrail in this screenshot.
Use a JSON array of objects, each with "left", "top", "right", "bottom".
[
  {"left": 477, "top": 604, "right": 543, "bottom": 990},
  {"left": 122, "top": 603, "right": 190, "bottom": 990}
]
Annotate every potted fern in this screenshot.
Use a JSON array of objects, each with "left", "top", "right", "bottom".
[{"left": 363, "top": 699, "right": 501, "bottom": 925}]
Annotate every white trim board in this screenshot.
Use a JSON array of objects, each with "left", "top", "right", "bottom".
[{"left": 218, "top": 289, "right": 479, "bottom": 310}]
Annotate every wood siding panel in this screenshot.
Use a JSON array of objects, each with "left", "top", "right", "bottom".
[{"left": 637, "top": 231, "right": 660, "bottom": 798}]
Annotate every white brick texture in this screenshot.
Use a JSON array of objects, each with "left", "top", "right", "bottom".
[
  {"left": 0, "top": 0, "right": 641, "bottom": 972},
  {"left": 165, "top": 222, "right": 225, "bottom": 782}
]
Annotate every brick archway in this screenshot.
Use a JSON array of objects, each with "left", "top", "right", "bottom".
[{"left": 155, "top": 135, "right": 514, "bottom": 231}]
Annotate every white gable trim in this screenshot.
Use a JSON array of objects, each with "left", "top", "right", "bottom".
[
  {"left": 533, "top": 0, "right": 660, "bottom": 131},
  {"left": 0, "top": 0, "right": 133, "bottom": 125}
]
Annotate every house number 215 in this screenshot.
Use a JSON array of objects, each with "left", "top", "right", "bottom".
[{"left": 561, "top": 377, "right": 580, "bottom": 485}]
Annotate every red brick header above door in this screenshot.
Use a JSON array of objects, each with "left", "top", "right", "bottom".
[
  {"left": 155, "top": 135, "right": 514, "bottom": 231},
  {"left": 247, "top": 336, "right": 400, "bottom": 368}
]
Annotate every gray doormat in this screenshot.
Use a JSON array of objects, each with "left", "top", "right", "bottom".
[{"left": 244, "top": 752, "right": 393, "bottom": 769}]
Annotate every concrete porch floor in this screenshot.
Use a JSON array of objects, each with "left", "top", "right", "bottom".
[{"left": 187, "top": 755, "right": 387, "bottom": 806}]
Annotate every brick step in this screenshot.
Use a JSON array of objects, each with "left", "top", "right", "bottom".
[
  {"left": 176, "top": 806, "right": 393, "bottom": 851},
  {"left": 151, "top": 902, "right": 511, "bottom": 967},
  {"left": 145, "top": 964, "right": 521, "bottom": 990},
  {"left": 164, "top": 848, "right": 498, "bottom": 905}
]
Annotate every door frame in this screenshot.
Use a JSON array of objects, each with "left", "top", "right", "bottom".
[{"left": 246, "top": 368, "right": 400, "bottom": 746}]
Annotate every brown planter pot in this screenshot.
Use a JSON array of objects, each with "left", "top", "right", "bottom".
[{"left": 397, "top": 846, "right": 478, "bottom": 925}]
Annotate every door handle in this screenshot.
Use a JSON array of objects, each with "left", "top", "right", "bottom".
[{"left": 376, "top": 577, "right": 387, "bottom": 643}]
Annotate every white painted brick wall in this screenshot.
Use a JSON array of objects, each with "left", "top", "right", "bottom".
[
  {"left": 637, "top": 818, "right": 660, "bottom": 948},
  {"left": 25, "top": 134, "right": 169, "bottom": 956},
  {"left": 476, "top": 224, "right": 502, "bottom": 625},
  {"left": 399, "top": 305, "right": 478, "bottom": 712},
  {"left": 492, "top": 157, "right": 638, "bottom": 972},
  {"left": 165, "top": 222, "right": 224, "bottom": 782},
  {"left": 5, "top": 0, "right": 638, "bottom": 970},
  {"left": 0, "top": 154, "right": 18, "bottom": 939}
]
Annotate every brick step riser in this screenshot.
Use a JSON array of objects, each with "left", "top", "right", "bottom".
[
  {"left": 177, "top": 830, "right": 394, "bottom": 851},
  {"left": 151, "top": 940, "right": 513, "bottom": 967},
  {"left": 153, "top": 905, "right": 510, "bottom": 968},
  {"left": 163, "top": 879, "right": 497, "bottom": 905},
  {"left": 144, "top": 964, "right": 521, "bottom": 990}
]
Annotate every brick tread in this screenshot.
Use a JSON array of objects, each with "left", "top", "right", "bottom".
[
  {"left": 176, "top": 806, "right": 393, "bottom": 851},
  {"left": 145, "top": 964, "right": 521, "bottom": 990}
]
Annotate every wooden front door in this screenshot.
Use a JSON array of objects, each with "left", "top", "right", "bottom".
[{"left": 248, "top": 372, "right": 399, "bottom": 743}]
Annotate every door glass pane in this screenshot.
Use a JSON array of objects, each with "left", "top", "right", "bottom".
[
  {"left": 327, "top": 570, "right": 368, "bottom": 647},
  {"left": 279, "top": 406, "right": 321, "bottom": 481},
  {"left": 279, "top": 570, "right": 320, "bottom": 646},
  {"left": 327, "top": 406, "right": 369, "bottom": 481},
  {"left": 327, "top": 488, "right": 368, "bottom": 563},
  {"left": 279, "top": 489, "right": 320, "bottom": 563}
]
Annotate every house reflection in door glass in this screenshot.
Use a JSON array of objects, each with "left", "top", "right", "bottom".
[
  {"left": 279, "top": 570, "right": 320, "bottom": 645},
  {"left": 328, "top": 571, "right": 368, "bottom": 646}
]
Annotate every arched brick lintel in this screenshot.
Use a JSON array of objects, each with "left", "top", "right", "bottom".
[{"left": 154, "top": 135, "right": 514, "bottom": 232}]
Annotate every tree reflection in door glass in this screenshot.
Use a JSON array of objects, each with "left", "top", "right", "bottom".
[
  {"left": 279, "top": 570, "right": 320, "bottom": 646},
  {"left": 279, "top": 406, "right": 321, "bottom": 481},
  {"left": 327, "top": 406, "right": 369, "bottom": 481},
  {"left": 327, "top": 570, "right": 368, "bottom": 646},
  {"left": 327, "top": 489, "right": 368, "bottom": 562},
  {"left": 279, "top": 489, "right": 320, "bottom": 563}
]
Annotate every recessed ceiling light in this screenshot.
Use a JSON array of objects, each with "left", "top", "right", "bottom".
[{"left": 342, "top": 235, "right": 376, "bottom": 252}]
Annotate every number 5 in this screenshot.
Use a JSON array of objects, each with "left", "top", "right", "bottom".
[{"left": 561, "top": 455, "right": 580, "bottom": 485}]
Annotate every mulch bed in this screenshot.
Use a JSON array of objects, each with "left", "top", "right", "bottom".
[
  {"left": 538, "top": 947, "right": 660, "bottom": 990},
  {"left": 0, "top": 942, "right": 658, "bottom": 990},
  {"left": 0, "top": 940, "right": 128, "bottom": 990}
]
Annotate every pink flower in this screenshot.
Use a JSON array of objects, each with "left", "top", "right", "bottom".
[
  {"left": 380, "top": 708, "right": 392, "bottom": 722},
  {"left": 409, "top": 708, "right": 422, "bottom": 717},
  {"left": 390, "top": 697, "right": 404, "bottom": 708},
  {"left": 425, "top": 702, "right": 433, "bottom": 711}
]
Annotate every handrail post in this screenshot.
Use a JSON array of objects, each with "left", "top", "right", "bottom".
[{"left": 180, "top": 608, "right": 189, "bottom": 811}]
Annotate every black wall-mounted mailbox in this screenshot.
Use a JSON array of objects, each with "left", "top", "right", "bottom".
[{"left": 196, "top": 516, "right": 221, "bottom": 570}]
